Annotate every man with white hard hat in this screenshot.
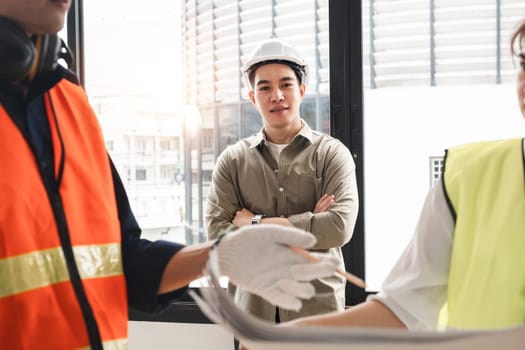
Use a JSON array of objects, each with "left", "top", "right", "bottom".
[
  {"left": 206, "top": 37, "right": 359, "bottom": 323},
  {"left": 242, "top": 37, "right": 309, "bottom": 90}
]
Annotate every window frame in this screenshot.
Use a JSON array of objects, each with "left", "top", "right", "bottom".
[{"left": 328, "top": 0, "right": 367, "bottom": 305}]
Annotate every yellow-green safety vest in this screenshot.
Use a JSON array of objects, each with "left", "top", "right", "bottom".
[{"left": 443, "top": 138, "right": 525, "bottom": 329}]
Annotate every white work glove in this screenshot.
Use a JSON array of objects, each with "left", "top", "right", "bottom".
[{"left": 212, "top": 224, "right": 339, "bottom": 311}]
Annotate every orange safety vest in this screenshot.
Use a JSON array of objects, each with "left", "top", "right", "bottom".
[{"left": 0, "top": 79, "right": 128, "bottom": 349}]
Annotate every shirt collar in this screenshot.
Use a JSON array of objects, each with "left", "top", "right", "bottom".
[
  {"left": 0, "top": 66, "right": 70, "bottom": 102},
  {"left": 249, "top": 119, "right": 314, "bottom": 149}
]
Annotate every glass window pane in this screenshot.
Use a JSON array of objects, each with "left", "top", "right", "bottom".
[
  {"left": 182, "top": 0, "right": 331, "bottom": 245},
  {"left": 83, "top": 0, "right": 186, "bottom": 243}
]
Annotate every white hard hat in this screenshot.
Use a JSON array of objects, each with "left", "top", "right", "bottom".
[{"left": 242, "top": 37, "right": 308, "bottom": 89}]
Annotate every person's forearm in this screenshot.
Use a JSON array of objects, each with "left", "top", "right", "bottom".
[
  {"left": 263, "top": 212, "right": 352, "bottom": 248},
  {"left": 286, "top": 300, "right": 407, "bottom": 329},
  {"left": 157, "top": 242, "right": 213, "bottom": 294},
  {"left": 287, "top": 210, "right": 354, "bottom": 249},
  {"left": 233, "top": 208, "right": 294, "bottom": 228},
  {"left": 260, "top": 216, "right": 293, "bottom": 226}
]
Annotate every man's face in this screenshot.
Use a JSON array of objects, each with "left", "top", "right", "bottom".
[
  {"left": 518, "top": 52, "right": 525, "bottom": 118},
  {"left": 248, "top": 63, "right": 306, "bottom": 130},
  {"left": 0, "top": 0, "right": 70, "bottom": 35}
]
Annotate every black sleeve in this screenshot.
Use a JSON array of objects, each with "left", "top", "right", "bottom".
[{"left": 109, "top": 156, "right": 188, "bottom": 313}]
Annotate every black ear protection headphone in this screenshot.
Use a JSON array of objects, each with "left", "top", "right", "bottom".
[{"left": 0, "top": 16, "right": 74, "bottom": 83}]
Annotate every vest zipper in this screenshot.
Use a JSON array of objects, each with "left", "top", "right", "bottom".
[
  {"left": 46, "top": 93, "right": 104, "bottom": 350},
  {"left": 48, "top": 192, "right": 104, "bottom": 350}
]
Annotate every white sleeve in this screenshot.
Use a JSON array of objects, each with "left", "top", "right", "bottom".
[{"left": 369, "top": 180, "right": 454, "bottom": 330}]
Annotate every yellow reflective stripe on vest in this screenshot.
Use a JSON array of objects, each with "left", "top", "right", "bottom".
[
  {"left": 77, "top": 338, "right": 128, "bottom": 350},
  {"left": 0, "top": 243, "right": 122, "bottom": 298}
]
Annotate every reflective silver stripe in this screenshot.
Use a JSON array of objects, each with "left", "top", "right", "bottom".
[
  {"left": 0, "top": 244, "right": 123, "bottom": 298},
  {"left": 77, "top": 338, "right": 128, "bottom": 350},
  {"left": 103, "top": 339, "right": 128, "bottom": 350},
  {"left": 74, "top": 244, "right": 123, "bottom": 280}
]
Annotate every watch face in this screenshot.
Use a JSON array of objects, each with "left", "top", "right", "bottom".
[{"left": 251, "top": 214, "right": 263, "bottom": 224}]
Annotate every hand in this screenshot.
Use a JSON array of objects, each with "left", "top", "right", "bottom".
[
  {"left": 314, "top": 194, "right": 335, "bottom": 213},
  {"left": 216, "top": 224, "right": 339, "bottom": 311},
  {"left": 232, "top": 208, "right": 254, "bottom": 227}
]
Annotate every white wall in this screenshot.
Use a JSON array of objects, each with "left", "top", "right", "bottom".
[{"left": 364, "top": 84, "right": 525, "bottom": 289}]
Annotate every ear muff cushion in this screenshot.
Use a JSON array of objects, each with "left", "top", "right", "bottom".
[
  {"left": 32, "top": 34, "right": 61, "bottom": 79},
  {"left": 0, "top": 17, "right": 36, "bottom": 82}
]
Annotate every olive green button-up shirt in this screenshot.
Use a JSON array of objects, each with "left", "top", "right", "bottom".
[{"left": 206, "top": 120, "right": 359, "bottom": 322}]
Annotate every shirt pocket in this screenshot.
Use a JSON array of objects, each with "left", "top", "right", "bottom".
[{"left": 292, "top": 174, "right": 322, "bottom": 213}]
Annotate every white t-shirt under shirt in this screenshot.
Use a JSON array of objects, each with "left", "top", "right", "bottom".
[{"left": 265, "top": 141, "right": 288, "bottom": 164}]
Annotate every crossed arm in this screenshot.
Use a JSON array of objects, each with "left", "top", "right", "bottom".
[{"left": 232, "top": 193, "right": 336, "bottom": 227}]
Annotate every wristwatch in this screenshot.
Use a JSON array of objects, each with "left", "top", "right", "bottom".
[{"left": 251, "top": 214, "right": 263, "bottom": 225}]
